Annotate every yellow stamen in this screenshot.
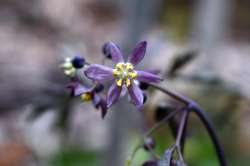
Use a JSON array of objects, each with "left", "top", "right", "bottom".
[
  {"left": 112, "top": 62, "right": 137, "bottom": 87},
  {"left": 116, "top": 78, "right": 123, "bottom": 87},
  {"left": 80, "top": 93, "right": 92, "bottom": 101}
]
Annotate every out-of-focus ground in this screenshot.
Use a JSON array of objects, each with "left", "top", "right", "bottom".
[{"left": 0, "top": 0, "right": 250, "bottom": 166}]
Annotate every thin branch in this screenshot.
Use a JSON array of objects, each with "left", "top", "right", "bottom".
[
  {"left": 143, "top": 142, "right": 161, "bottom": 160},
  {"left": 174, "top": 110, "right": 188, "bottom": 163},
  {"left": 180, "top": 111, "right": 189, "bottom": 154},
  {"left": 127, "top": 109, "right": 179, "bottom": 164},
  {"left": 148, "top": 82, "right": 227, "bottom": 166},
  {"left": 145, "top": 110, "right": 179, "bottom": 138},
  {"left": 175, "top": 110, "right": 188, "bottom": 147}
]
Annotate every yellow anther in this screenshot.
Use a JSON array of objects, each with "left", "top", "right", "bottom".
[
  {"left": 80, "top": 93, "right": 92, "bottom": 101},
  {"left": 125, "top": 78, "right": 131, "bottom": 87},
  {"left": 128, "top": 72, "right": 137, "bottom": 79},
  {"left": 125, "top": 63, "right": 134, "bottom": 70},
  {"left": 113, "top": 62, "right": 137, "bottom": 87},
  {"left": 113, "top": 69, "right": 121, "bottom": 77},
  {"left": 116, "top": 78, "right": 123, "bottom": 87},
  {"left": 115, "top": 63, "right": 124, "bottom": 70}
]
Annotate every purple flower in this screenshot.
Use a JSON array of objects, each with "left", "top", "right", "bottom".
[
  {"left": 67, "top": 82, "right": 108, "bottom": 118},
  {"left": 84, "top": 41, "right": 162, "bottom": 108}
]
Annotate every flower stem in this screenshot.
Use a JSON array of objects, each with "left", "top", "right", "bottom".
[
  {"left": 191, "top": 104, "right": 227, "bottom": 166},
  {"left": 175, "top": 110, "right": 188, "bottom": 147},
  {"left": 145, "top": 110, "right": 179, "bottom": 138},
  {"left": 174, "top": 110, "right": 189, "bottom": 164},
  {"left": 148, "top": 83, "right": 227, "bottom": 166},
  {"left": 180, "top": 111, "right": 189, "bottom": 154}
]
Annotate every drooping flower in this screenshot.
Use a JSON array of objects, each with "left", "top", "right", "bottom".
[
  {"left": 84, "top": 41, "right": 162, "bottom": 108},
  {"left": 67, "top": 82, "right": 107, "bottom": 118}
]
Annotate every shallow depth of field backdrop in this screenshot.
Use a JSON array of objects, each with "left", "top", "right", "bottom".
[{"left": 0, "top": 0, "right": 250, "bottom": 166}]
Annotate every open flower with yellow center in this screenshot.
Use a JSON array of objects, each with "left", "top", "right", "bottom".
[
  {"left": 113, "top": 62, "right": 137, "bottom": 87},
  {"left": 84, "top": 41, "right": 162, "bottom": 108}
]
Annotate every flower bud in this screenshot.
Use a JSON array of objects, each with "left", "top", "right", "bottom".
[
  {"left": 72, "top": 56, "right": 85, "bottom": 68},
  {"left": 102, "top": 42, "right": 112, "bottom": 59},
  {"left": 143, "top": 137, "right": 155, "bottom": 151}
]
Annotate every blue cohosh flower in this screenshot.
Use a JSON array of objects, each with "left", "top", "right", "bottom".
[
  {"left": 84, "top": 41, "right": 162, "bottom": 108},
  {"left": 67, "top": 82, "right": 107, "bottom": 118}
]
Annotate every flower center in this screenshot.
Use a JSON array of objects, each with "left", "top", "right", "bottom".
[
  {"left": 80, "top": 93, "right": 92, "bottom": 101},
  {"left": 113, "top": 62, "right": 137, "bottom": 87}
]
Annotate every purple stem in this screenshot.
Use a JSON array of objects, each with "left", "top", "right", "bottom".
[
  {"left": 180, "top": 110, "right": 189, "bottom": 154},
  {"left": 176, "top": 110, "right": 188, "bottom": 147}
]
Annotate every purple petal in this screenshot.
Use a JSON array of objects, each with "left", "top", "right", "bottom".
[
  {"left": 100, "top": 98, "right": 108, "bottom": 119},
  {"left": 84, "top": 64, "right": 113, "bottom": 82},
  {"left": 109, "top": 42, "right": 124, "bottom": 63},
  {"left": 92, "top": 94, "right": 102, "bottom": 108},
  {"left": 120, "top": 85, "right": 127, "bottom": 97},
  {"left": 66, "top": 82, "right": 90, "bottom": 96},
  {"left": 137, "top": 70, "right": 163, "bottom": 83},
  {"left": 128, "top": 41, "right": 147, "bottom": 66},
  {"left": 127, "top": 82, "right": 144, "bottom": 107},
  {"left": 107, "top": 83, "right": 122, "bottom": 108},
  {"left": 92, "top": 95, "right": 108, "bottom": 119}
]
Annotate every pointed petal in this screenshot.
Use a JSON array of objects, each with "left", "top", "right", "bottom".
[
  {"left": 120, "top": 84, "right": 127, "bottom": 97},
  {"left": 66, "top": 82, "right": 90, "bottom": 96},
  {"left": 128, "top": 41, "right": 147, "bottom": 66},
  {"left": 128, "top": 82, "right": 144, "bottom": 107},
  {"left": 92, "top": 94, "right": 102, "bottom": 109},
  {"left": 107, "top": 83, "right": 122, "bottom": 108},
  {"left": 108, "top": 42, "right": 124, "bottom": 63},
  {"left": 137, "top": 70, "right": 163, "bottom": 83},
  {"left": 100, "top": 99, "right": 108, "bottom": 119},
  {"left": 84, "top": 64, "right": 113, "bottom": 82},
  {"left": 92, "top": 95, "right": 108, "bottom": 119}
]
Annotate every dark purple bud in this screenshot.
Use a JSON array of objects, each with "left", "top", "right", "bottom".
[
  {"left": 94, "top": 83, "right": 104, "bottom": 93},
  {"left": 102, "top": 42, "right": 112, "bottom": 59},
  {"left": 100, "top": 99, "right": 108, "bottom": 119},
  {"left": 72, "top": 56, "right": 85, "bottom": 68},
  {"left": 143, "top": 137, "right": 155, "bottom": 151},
  {"left": 143, "top": 93, "right": 147, "bottom": 104},
  {"left": 139, "top": 82, "right": 149, "bottom": 90},
  {"left": 142, "top": 160, "right": 158, "bottom": 166}
]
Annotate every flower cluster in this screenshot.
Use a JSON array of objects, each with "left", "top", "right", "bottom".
[{"left": 61, "top": 41, "right": 162, "bottom": 118}]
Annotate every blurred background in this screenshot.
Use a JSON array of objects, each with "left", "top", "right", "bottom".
[{"left": 0, "top": 0, "right": 250, "bottom": 165}]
